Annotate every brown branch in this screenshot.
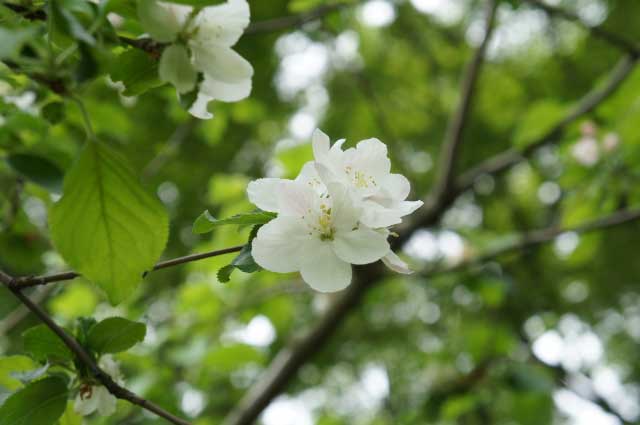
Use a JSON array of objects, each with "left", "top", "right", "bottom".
[
  {"left": 522, "top": 0, "right": 640, "bottom": 55},
  {"left": 12, "top": 244, "right": 243, "bottom": 289},
  {"left": 428, "top": 207, "right": 640, "bottom": 276},
  {"left": 429, "top": 0, "right": 498, "bottom": 207},
  {"left": 0, "top": 272, "right": 191, "bottom": 425}
]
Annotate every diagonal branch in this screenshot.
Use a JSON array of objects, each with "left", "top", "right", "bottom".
[
  {"left": 429, "top": 0, "right": 498, "bottom": 207},
  {"left": 427, "top": 207, "right": 640, "bottom": 276},
  {"left": 11, "top": 244, "right": 244, "bottom": 289},
  {"left": 0, "top": 272, "right": 191, "bottom": 425},
  {"left": 522, "top": 0, "right": 640, "bottom": 55},
  {"left": 455, "top": 53, "right": 638, "bottom": 194}
]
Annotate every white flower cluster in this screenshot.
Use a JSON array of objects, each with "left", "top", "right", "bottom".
[
  {"left": 74, "top": 356, "right": 122, "bottom": 417},
  {"left": 137, "top": 0, "right": 253, "bottom": 119},
  {"left": 248, "top": 129, "right": 423, "bottom": 292}
]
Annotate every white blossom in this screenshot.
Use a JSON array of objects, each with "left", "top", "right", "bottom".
[
  {"left": 249, "top": 178, "right": 390, "bottom": 292},
  {"left": 74, "top": 356, "right": 122, "bottom": 417},
  {"left": 571, "top": 136, "right": 600, "bottom": 166},
  {"left": 247, "top": 129, "right": 422, "bottom": 291},
  {"left": 137, "top": 0, "right": 253, "bottom": 119},
  {"left": 311, "top": 129, "right": 423, "bottom": 228}
]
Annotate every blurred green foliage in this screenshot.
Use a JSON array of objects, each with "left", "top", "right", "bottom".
[{"left": 1, "top": 0, "right": 640, "bottom": 424}]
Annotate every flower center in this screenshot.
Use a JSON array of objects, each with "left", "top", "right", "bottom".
[
  {"left": 345, "top": 166, "right": 376, "bottom": 189},
  {"left": 305, "top": 203, "right": 335, "bottom": 241}
]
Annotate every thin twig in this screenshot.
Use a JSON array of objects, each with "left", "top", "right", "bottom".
[
  {"left": 0, "top": 285, "right": 54, "bottom": 334},
  {"left": 425, "top": 208, "right": 640, "bottom": 276},
  {"left": 12, "top": 244, "right": 244, "bottom": 289},
  {"left": 429, "top": 0, "right": 498, "bottom": 206},
  {"left": 0, "top": 272, "right": 191, "bottom": 425}
]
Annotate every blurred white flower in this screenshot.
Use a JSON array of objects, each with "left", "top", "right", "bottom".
[
  {"left": 137, "top": 0, "right": 253, "bottom": 119},
  {"left": 571, "top": 136, "right": 600, "bottom": 166},
  {"left": 602, "top": 132, "right": 620, "bottom": 152},
  {"left": 74, "top": 356, "right": 123, "bottom": 417}
]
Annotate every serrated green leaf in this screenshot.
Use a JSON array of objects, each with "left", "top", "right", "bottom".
[
  {"left": 0, "top": 377, "right": 68, "bottom": 425},
  {"left": 217, "top": 243, "right": 260, "bottom": 283},
  {"left": 87, "top": 317, "right": 146, "bottom": 354},
  {"left": 110, "top": 49, "right": 164, "bottom": 96},
  {"left": 193, "top": 210, "right": 276, "bottom": 234},
  {"left": 7, "top": 154, "right": 64, "bottom": 194},
  {"left": 217, "top": 264, "right": 235, "bottom": 283},
  {"left": 22, "top": 325, "right": 73, "bottom": 363},
  {"left": 49, "top": 141, "right": 169, "bottom": 304}
]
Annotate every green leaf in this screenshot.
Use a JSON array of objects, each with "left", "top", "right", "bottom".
[
  {"left": 193, "top": 210, "right": 276, "bottom": 234},
  {"left": 513, "top": 100, "right": 567, "bottom": 148},
  {"left": 41, "top": 102, "right": 66, "bottom": 124},
  {"left": 110, "top": 49, "right": 164, "bottom": 96},
  {"left": 87, "top": 317, "right": 146, "bottom": 354},
  {"left": 165, "top": 0, "right": 224, "bottom": 6},
  {"left": 0, "top": 357, "right": 38, "bottom": 391},
  {"left": 58, "top": 402, "right": 82, "bottom": 425},
  {"left": 49, "top": 141, "right": 169, "bottom": 304},
  {"left": 217, "top": 264, "right": 235, "bottom": 283},
  {"left": 0, "top": 377, "right": 68, "bottom": 425},
  {"left": 7, "top": 154, "right": 64, "bottom": 194},
  {"left": 50, "top": 0, "right": 95, "bottom": 45},
  {"left": 22, "top": 325, "right": 73, "bottom": 363},
  {"left": 0, "top": 26, "right": 38, "bottom": 60},
  {"left": 217, "top": 243, "right": 260, "bottom": 283}
]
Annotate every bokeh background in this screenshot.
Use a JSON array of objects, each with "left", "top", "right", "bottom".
[{"left": 2, "top": 0, "right": 640, "bottom": 424}]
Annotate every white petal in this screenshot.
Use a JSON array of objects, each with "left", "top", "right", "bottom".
[
  {"left": 191, "top": 44, "right": 253, "bottom": 84},
  {"left": 299, "top": 240, "right": 352, "bottom": 292},
  {"left": 247, "top": 178, "right": 285, "bottom": 212},
  {"left": 137, "top": 0, "right": 190, "bottom": 43},
  {"left": 312, "top": 128, "right": 331, "bottom": 163},
  {"left": 192, "top": 0, "right": 250, "bottom": 47},
  {"left": 75, "top": 389, "right": 99, "bottom": 416},
  {"left": 332, "top": 227, "right": 389, "bottom": 265},
  {"left": 295, "top": 162, "right": 325, "bottom": 195},
  {"left": 360, "top": 199, "right": 423, "bottom": 229},
  {"left": 199, "top": 74, "right": 252, "bottom": 102},
  {"left": 352, "top": 138, "right": 391, "bottom": 179},
  {"left": 395, "top": 200, "right": 423, "bottom": 216},
  {"left": 381, "top": 251, "right": 413, "bottom": 274},
  {"left": 382, "top": 173, "right": 411, "bottom": 201},
  {"left": 327, "top": 182, "right": 361, "bottom": 232},
  {"left": 277, "top": 180, "right": 316, "bottom": 217},
  {"left": 159, "top": 44, "right": 197, "bottom": 94},
  {"left": 96, "top": 387, "right": 117, "bottom": 416},
  {"left": 251, "top": 217, "right": 308, "bottom": 273},
  {"left": 188, "top": 92, "right": 214, "bottom": 119}
]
